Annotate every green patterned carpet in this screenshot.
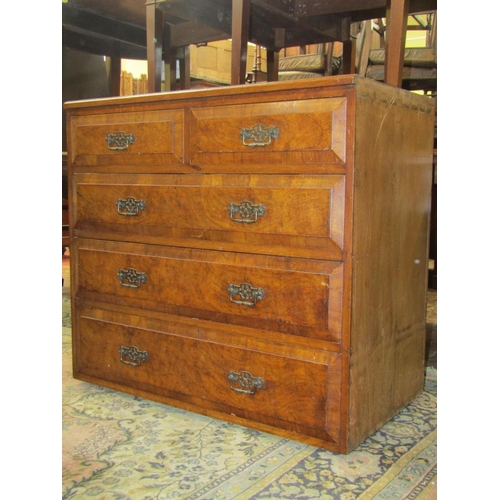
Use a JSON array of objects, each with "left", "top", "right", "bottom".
[{"left": 62, "top": 267, "right": 437, "bottom": 499}]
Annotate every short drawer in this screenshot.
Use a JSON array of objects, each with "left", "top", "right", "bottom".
[
  {"left": 74, "top": 311, "right": 340, "bottom": 434},
  {"left": 73, "top": 173, "right": 345, "bottom": 260},
  {"left": 74, "top": 239, "right": 344, "bottom": 342},
  {"left": 189, "top": 97, "right": 347, "bottom": 172},
  {"left": 69, "top": 109, "right": 185, "bottom": 172}
]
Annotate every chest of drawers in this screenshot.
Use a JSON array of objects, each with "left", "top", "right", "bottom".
[{"left": 65, "top": 76, "right": 435, "bottom": 453}]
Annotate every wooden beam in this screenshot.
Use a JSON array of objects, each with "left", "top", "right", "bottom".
[
  {"left": 62, "top": 26, "right": 147, "bottom": 60},
  {"left": 357, "top": 21, "right": 372, "bottom": 77},
  {"left": 62, "top": 4, "right": 146, "bottom": 49},
  {"left": 171, "top": 22, "right": 228, "bottom": 47},
  {"left": 285, "top": 0, "right": 435, "bottom": 17},
  {"left": 266, "top": 49, "right": 279, "bottom": 81},
  {"left": 429, "top": 11, "right": 437, "bottom": 48},
  {"left": 384, "top": 0, "right": 410, "bottom": 87},
  {"left": 179, "top": 46, "right": 191, "bottom": 90},
  {"left": 162, "top": 24, "right": 177, "bottom": 92},
  {"left": 341, "top": 39, "right": 356, "bottom": 74},
  {"left": 231, "top": 0, "right": 252, "bottom": 85},
  {"left": 340, "top": 23, "right": 359, "bottom": 75},
  {"left": 109, "top": 55, "right": 121, "bottom": 96},
  {"left": 147, "top": 3, "right": 163, "bottom": 93}
]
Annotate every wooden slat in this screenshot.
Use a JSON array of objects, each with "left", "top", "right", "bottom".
[
  {"left": 62, "top": 3, "right": 146, "bottom": 48},
  {"left": 146, "top": 3, "right": 163, "bottom": 93},
  {"left": 62, "top": 26, "right": 147, "bottom": 60},
  {"left": 109, "top": 56, "right": 121, "bottom": 96},
  {"left": 266, "top": 48, "right": 279, "bottom": 81},
  {"left": 231, "top": 0, "right": 251, "bottom": 85},
  {"left": 357, "top": 21, "right": 372, "bottom": 77},
  {"left": 384, "top": 0, "right": 410, "bottom": 87},
  {"left": 179, "top": 46, "right": 191, "bottom": 90}
]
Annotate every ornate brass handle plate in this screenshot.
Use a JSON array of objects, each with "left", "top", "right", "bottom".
[
  {"left": 240, "top": 124, "right": 279, "bottom": 147},
  {"left": 106, "top": 132, "right": 135, "bottom": 151},
  {"left": 117, "top": 197, "right": 146, "bottom": 216},
  {"left": 228, "top": 282, "right": 264, "bottom": 307},
  {"left": 117, "top": 268, "right": 147, "bottom": 288},
  {"left": 228, "top": 370, "right": 265, "bottom": 394},
  {"left": 228, "top": 201, "right": 266, "bottom": 223},
  {"left": 120, "top": 345, "right": 148, "bottom": 366}
]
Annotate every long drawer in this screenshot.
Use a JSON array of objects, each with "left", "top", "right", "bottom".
[
  {"left": 69, "top": 109, "right": 186, "bottom": 172},
  {"left": 74, "top": 239, "right": 344, "bottom": 342},
  {"left": 73, "top": 308, "right": 341, "bottom": 438},
  {"left": 189, "top": 97, "right": 347, "bottom": 172},
  {"left": 73, "top": 174, "right": 345, "bottom": 260}
]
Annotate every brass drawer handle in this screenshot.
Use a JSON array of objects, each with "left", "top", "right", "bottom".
[
  {"left": 240, "top": 124, "right": 279, "bottom": 147},
  {"left": 106, "top": 132, "right": 135, "bottom": 151},
  {"left": 117, "top": 268, "right": 147, "bottom": 288},
  {"left": 117, "top": 197, "right": 146, "bottom": 216},
  {"left": 228, "top": 370, "right": 265, "bottom": 394},
  {"left": 228, "top": 201, "right": 266, "bottom": 223},
  {"left": 228, "top": 282, "right": 264, "bottom": 307},
  {"left": 120, "top": 345, "right": 148, "bottom": 366}
]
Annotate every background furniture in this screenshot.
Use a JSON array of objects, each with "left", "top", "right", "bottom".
[
  {"left": 278, "top": 43, "right": 341, "bottom": 81},
  {"left": 65, "top": 76, "right": 435, "bottom": 453},
  {"left": 63, "top": 0, "right": 437, "bottom": 93},
  {"left": 358, "top": 11, "right": 437, "bottom": 289},
  {"left": 149, "top": 0, "right": 437, "bottom": 89},
  {"left": 358, "top": 12, "right": 436, "bottom": 92}
]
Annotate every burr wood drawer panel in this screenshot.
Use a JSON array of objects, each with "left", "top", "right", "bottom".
[
  {"left": 189, "top": 98, "right": 347, "bottom": 171},
  {"left": 69, "top": 109, "right": 185, "bottom": 171},
  {"left": 75, "top": 239, "right": 344, "bottom": 342},
  {"left": 73, "top": 174, "right": 345, "bottom": 259},
  {"left": 74, "top": 312, "right": 341, "bottom": 434}
]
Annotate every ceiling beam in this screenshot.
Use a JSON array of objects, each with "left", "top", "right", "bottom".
[{"left": 62, "top": 4, "right": 147, "bottom": 49}]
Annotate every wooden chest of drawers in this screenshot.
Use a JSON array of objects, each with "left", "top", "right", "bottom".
[{"left": 65, "top": 76, "right": 435, "bottom": 453}]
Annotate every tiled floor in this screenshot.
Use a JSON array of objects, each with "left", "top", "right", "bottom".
[{"left": 62, "top": 250, "right": 437, "bottom": 368}]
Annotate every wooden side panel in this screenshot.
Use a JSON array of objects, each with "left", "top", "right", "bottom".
[{"left": 347, "top": 77, "right": 435, "bottom": 451}]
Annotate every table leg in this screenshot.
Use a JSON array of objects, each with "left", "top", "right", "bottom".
[
  {"left": 147, "top": 2, "right": 163, "bottom": 93},
  {"left": 384, "top": 0, "right": 409, "bottom": 87},
  {"left": 231, "top": 0, "right": 251, "bottom": 85}
]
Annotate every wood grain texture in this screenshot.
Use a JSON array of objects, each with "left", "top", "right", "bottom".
[
  {"left": 70, "top": 109, "right": 185, "bottom": 171},
  {"left": 73, "top": 303, "right": 342, "bottom": 446},
  {"left": 346, "top": 77, "right": 435, "bottom": 451},
  {"left": 76, "top": 315, "right": 330, "bottom": 430},
  {"left": 65, "top": 76, "right": 435, "bottom": 453},
  {"left": 189, "top": 97, "right": 347, "bottom": 168},
  {"left": 75, "top": 238, "right": 344, "bottom": 341},
  {"left": 73, "top": 173, "right": 345, "bottom": 259}
]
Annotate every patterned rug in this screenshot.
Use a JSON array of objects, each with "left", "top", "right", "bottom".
[{"left": 62, "top": 266, "right": 437, "bottom": 499}]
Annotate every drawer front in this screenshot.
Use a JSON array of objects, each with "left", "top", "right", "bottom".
[
  {"left": 189, "top": 97, "right": 347, "bottom": 172},
  {"left": 69, "top": 109, "right": 185, "bottom": 172},
  {"left": 74, "top": 312, "right": 337, "bottom": 432},
  {"left": 75, "top": 239, "right": 343, "bottom": 342},
  {"left": 73, "top": 174, "right": 345, "bottom": 260}
]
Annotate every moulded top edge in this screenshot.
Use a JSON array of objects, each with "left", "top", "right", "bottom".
[{"left": 63, "top": 74, "right": 361, "bottom": 109}]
